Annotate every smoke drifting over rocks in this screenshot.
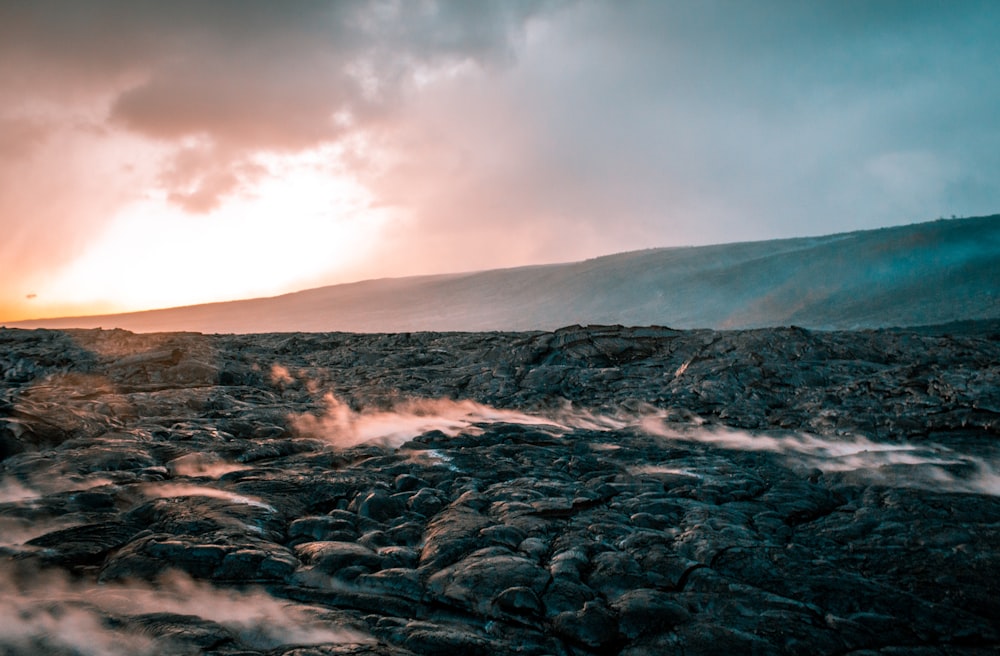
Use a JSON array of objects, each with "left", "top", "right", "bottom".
[
  {"left": 1, "top": 323, "right": 999, "bottom": 654},
  {"left": 0, "top": 567, "right": 370, "bottom": 654},
  {"left": 293, "top": 393, "right": 1000, "bottom": 496}
]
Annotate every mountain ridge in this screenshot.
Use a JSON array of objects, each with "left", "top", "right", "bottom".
[{"left": 9, "top": 214, "right": 999, "bottom": 333}]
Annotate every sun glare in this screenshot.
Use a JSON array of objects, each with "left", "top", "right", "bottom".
[{"left": 37, "top": 148, "right": 387, "bottom": 316}]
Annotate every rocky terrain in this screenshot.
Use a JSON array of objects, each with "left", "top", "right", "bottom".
[{"left": 1, "top": 323, "right": 999, "bottom": 655}]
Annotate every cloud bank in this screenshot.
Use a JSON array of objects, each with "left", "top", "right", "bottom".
[{"left": 2, "top": 1, "right": 1000, "bottom": 319}]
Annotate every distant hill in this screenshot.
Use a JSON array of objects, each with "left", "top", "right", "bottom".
[{"left": 9, "top": 215, "right": 1000, "bottom": 333}]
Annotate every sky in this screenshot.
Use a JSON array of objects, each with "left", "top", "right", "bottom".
[{"left": 1, "top": 0, "right": 999, "bottom": 322}]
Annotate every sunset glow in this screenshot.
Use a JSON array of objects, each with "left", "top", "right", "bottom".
[
  {"left": 1, "top": 1, "right": 999, "bottom": 323},
  {"left": 30, "top": 148, "right": 386, "bottom": 318}
]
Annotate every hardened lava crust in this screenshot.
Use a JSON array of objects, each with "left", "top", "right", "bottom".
[{"left": 1, "top": 323, "right": 999, "bottom": 655}]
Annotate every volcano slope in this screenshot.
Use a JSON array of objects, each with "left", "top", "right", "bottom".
[{"left": 1, "top": 323, "right": 998, "bottom": 655}]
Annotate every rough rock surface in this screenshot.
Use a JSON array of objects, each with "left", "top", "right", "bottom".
[{"left": 1, "top": 323, "right": 999, "bottom": 654}]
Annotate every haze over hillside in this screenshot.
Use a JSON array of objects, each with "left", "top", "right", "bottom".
[{"left": 9, "top": 215, "right": 1000, "bottom": 334}]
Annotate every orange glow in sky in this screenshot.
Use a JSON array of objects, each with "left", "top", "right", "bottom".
[
  {"left": 2, "top": 2, "right": 998, "bottom": 323},
  {"left": 15, "top": 148, "right": 387, "bottom": 321}
]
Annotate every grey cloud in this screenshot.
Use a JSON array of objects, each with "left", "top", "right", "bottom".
[
  {"left": 1, "top": 0, "right": 999, "bottom": 306},
  {"left": 359, "top": 0, "right": 1000, "bottom": 274},
  {"left": 1, "top": 0, "right": 548, "bottom": 211},
  {"left": 157, "top": 145, "right": 268, "bottom": 214}
]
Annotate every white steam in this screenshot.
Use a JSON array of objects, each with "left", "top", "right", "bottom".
[
  {"left": 93, "top": 571, "right": 372, "bottom": 648},
  {"left": 0, "top": 478, "right": 39, "bottom": 504},
  {"left": 165, "top": 453, "right": 248, "bottom": 478},
  {"left": 0, "top": 517, "right": 81, "bottom": 547},
  {"left": 0, "top": 472, "right": 115, "bottom": 501},
  {"left": 270, "top": 363, "right": 295, "bottom": 385},
  {"left": 0, "top": 566, "right": 372, "bottom": 653},
  {"left": 640, "top": 420, "right": 1000, "bottom": 497},
  {"left": 291, "top": 394, "right": 999, "bottom": 496},
  {"left": 291, "top": 393, "right": 576, "bottom": 449},
  {"left": 141, "top": 483, "right": 276, "bottom": 511}
]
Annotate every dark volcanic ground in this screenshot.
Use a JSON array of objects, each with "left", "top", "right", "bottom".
[{"left": 1, "top": 324, "right": 999, "bottom": 655}]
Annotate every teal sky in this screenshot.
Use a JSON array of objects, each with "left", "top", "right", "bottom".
[{"left": 1, "top": 1, "right": 998, "bottom": 320}]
